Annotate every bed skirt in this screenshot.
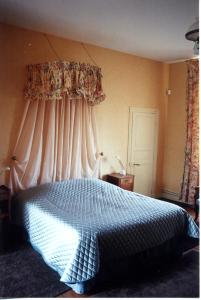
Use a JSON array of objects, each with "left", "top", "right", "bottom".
[{"left": 66, "top": 234, "right": 198, "bottom": 294}]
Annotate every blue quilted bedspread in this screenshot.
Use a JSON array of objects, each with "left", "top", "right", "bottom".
[{"left": 14, "top": 179, "right": 199, "bottom": 287}]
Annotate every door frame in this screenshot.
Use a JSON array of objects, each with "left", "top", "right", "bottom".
[{"left": 127, "top": 107, "right": 159, "bottom": 196}]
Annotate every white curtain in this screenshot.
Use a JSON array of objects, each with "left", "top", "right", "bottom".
[{"left": 9, "top": 61, "right": 105, "bottom": 192}]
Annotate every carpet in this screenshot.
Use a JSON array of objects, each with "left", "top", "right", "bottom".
[
  {"left": 0, "top": 244, "right": 70, "bottom": 298},
  {"left": 0, "top": 244, "right": 199, "bottom": 298},
  {"left": 90, "top": 250, "right": 199, "bottom": 298}
]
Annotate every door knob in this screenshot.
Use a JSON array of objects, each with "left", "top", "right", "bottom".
[{"left": 133, "top": 163, "right": 141, "bottom": 166}]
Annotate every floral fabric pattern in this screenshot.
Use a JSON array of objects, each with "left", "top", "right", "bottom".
[
  {"left": 180, "top": 59, "right": 199, "bottom": 204},
  {"left": 24, "top": 61, "right": 105, "bottom": 105}
]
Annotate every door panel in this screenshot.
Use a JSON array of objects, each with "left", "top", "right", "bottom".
[
  {"left": 133, "top": 150, "right": 153, "bottom": 163},
  {"left": 128, "top": 108, "right": 159, "bottom": 196},
  {"left": 133, "top": 164, "right": 153, "bottom": 196},
  {"left": 134, "top": 114, "right": 156, "bottom": 149}
]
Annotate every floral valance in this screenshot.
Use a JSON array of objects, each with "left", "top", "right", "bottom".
[{"left": 24, "top": 61, "right": 106, "bottom": 105}]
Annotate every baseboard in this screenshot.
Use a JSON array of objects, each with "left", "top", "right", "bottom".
[
  {"left": 160, "top": 189, "right": 193, "bottom": 208},
  {"left": 161, "top": 189, "right": 180, "bottom": 201}
]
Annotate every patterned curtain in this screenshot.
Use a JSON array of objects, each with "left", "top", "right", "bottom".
[
  {"left": 9, "top": 61, "right": 105, "bottom": 192},
  {"left": 180, "top": 59, "right": 199, "bottom": 204}
]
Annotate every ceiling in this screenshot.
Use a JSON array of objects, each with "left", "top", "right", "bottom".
[{"left": 0, "top": 0, "right": 199, "bottom": 62}]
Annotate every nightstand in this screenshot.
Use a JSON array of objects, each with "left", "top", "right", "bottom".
[
  {"left": 0, "top": 185, "right": 11, "bottom": 252},
  {"left": 107, "top": 173, "right": 134, "bottom": 191}
]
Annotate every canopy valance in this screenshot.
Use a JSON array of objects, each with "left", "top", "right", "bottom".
[{"left": 24, "top": 61, "right": 105, "bottom": 105}]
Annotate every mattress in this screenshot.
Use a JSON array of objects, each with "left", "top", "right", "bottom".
[{"left": 13, "top": 178, "right": 199, "bottom": 293}]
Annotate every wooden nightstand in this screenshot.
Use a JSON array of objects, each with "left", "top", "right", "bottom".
[
  {"left": 107, "top": 173, "right": 134, "bottom": 191},
  {"left": 0, "top": 185, "right": 11, "bottom": 252}
]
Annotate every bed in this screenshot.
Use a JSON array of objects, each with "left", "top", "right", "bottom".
[{"left": 12, "top": 178, "right": 199, "bottom": 294}]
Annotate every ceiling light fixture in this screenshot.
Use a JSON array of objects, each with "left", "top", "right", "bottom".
[{"left": 185, "top": 17, "right": 199, "bottom": 55}]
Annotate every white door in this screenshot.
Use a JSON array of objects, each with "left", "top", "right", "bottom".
[{"left": 127, "top": 107, "right": 159, "bottom": 196}]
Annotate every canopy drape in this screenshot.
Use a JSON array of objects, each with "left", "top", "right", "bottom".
[{"left": 9, "top": 61, "right": 105, "bottom": 192}]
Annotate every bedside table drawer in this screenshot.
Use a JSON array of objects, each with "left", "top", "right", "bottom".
[
  {"left": 0, "top": 218, "right": 10, "bottom": 252},
  {"left": 120, "top": 181, "right": 133, "bottom": 191},
  {"left": 0, "top": 186, "right": 11, "bottom": 253},
  {"left": 107, "top": 173, "right": 134, "bottom": 191},
  {"left": 0, "top": 200, "right": 9, "bottom": 216},
  {"left": 120, "top": 178, "right": 133, "bottom": 184}
]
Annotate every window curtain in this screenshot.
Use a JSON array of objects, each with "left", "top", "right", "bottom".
[
  {"left": 9, "top": 61, "right": 105, "bottom": 192},
  {"left": 180, "top": 59, "right": 199, "bottom": 204}
]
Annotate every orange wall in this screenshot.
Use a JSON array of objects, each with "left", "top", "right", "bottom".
[
  {"left": 162, "top": 62, "right": 187, "bottom": 196},
  {"left": 0, "top": 23, "right": 168, "bottom": 195}
]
